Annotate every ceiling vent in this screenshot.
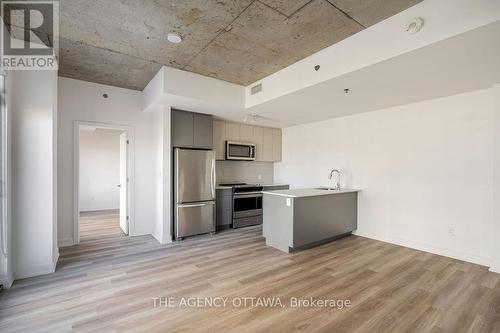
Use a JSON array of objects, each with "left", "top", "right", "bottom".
[{"left": 251, "top": 83, "right": 262, "bottom": 95}]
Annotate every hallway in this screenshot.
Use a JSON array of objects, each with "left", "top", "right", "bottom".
[{"left": 79, "top": 211, "right": 123, "bottom": 240}]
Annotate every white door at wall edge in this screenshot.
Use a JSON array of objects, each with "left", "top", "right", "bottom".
[{"left": 119, "top": 131, "right": 129, "bottom": 235}]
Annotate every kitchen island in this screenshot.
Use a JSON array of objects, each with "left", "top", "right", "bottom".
[{"left": 262, "top": 188, "right": 360, "bottom": 253}]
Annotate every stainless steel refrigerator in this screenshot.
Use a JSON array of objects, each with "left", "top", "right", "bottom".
[{"left": 174, "top": 148, "right": 216, "bottom": 240}]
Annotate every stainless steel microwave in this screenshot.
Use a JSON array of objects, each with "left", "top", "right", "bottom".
[{"left": 226, "top": 141, "right": 256, "bottom": 161}]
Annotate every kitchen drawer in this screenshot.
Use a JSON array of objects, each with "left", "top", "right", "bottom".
[{"left": 233, "top": 215, "right": 262, "bottom": 228}]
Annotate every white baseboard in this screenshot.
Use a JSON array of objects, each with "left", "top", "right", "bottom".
[
  {"left": 489, "top": 262, "right": 500, "bottom": 273},
  {"left": 0, "top": 272, "right": 14, "bottom": 288},
  {"left": 152, "top": 232, "right": 172, "bottom": 244},
  {"left": 14, "top": 261, "right": 57, "bottom": 280},
  {"left": 53, "top": 249, "right": 59, "bottom": 270},
  {"left": 58, "top": 237, "right": 74, "bottom": 248},
  {"left": 151, "top": 230, "right": 161, "bottom": 244},
  {"left": 161, "top": 233, "right": 173, "bottom": 244},
  {"left": 354, "top": 229, "right": 491, "bottom": 268},
  {"left": 13, "top": 249, "right": 58, "bottom": 280}
]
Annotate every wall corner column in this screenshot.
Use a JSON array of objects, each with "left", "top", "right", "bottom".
[{"left": 491, "top": 83, "right": 500, "bottom": 273}]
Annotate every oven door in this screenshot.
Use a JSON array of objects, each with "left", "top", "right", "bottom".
[
  {"left": 233, "top": 192, "right": 262, "bottom": 219},
  {"left": 226, "top": 142, "right": 256, "bottom": 161}
]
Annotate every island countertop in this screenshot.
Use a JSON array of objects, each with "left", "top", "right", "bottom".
[
  {"left": 262, "top": 188, "right": 361, "bottom": 198},
  {"left": 216, "top": 183, "right": 290, "bottom": 190}
]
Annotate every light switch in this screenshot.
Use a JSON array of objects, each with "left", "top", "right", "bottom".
[{"left": 286, "top": 198, "right": 291, "bottom": 207}]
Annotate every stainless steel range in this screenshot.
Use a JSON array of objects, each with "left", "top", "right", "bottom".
[{"left": 218, "top": 183, "right": 264, "bottom": 228}]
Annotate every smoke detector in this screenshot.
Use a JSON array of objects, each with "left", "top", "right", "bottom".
[
  {"left": 167, "top": 33, "right": 182, "bottom": 44},
  {"left": 406, "top": 17, "right": 424, "bottom": 35}
]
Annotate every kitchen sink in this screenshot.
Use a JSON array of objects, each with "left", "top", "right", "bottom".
[{"left": 314, "top": 187, "right": 340, "bottom": 191}]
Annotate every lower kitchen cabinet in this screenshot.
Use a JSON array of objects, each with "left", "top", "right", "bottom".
[{"left": 216, "top": 189, "right": 233, "bottom": 228}]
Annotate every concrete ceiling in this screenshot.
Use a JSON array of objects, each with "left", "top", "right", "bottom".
[{"left": 56, "top": 0, "right": 422, "bottom": 90}]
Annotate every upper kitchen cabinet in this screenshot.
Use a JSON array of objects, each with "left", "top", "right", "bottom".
[
  {"left": 171, "top": 109, "right": 213, "bottom": 149},
  {"left": 272, "top": 129, "right": 282, "bottom": 162},
  {"left": 212, "top": 120, "right": 282, "bottom": 162},
  {"left": 225, "top": 122, "right": 241, "bottom": 141},
  {"left": 240, "top": 125, "right": 254, "bottom": 142},
  {"left": 171, "top": 109, "right": 194, "bottom": 148},
  {"left": 213, "top": 120, "right": 226, "bottom": 160},
  {"left": 262, "top": 128, "right": 274, "bottom": 162},
  {"left": 194, "top": 113, "right": 213, "bottom": 149},
  {"left": 253, "top": 126, "right": 264, "bottom": 161}
]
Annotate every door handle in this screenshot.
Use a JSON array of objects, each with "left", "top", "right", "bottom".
[
  {"left": 179, "top": 202, "right": 215, "bottom": 208},
  {"left": 211, "top": 159, "right": 216, "bottom": 199},
  {"left": 117, "top": 184, "right": 121, "bottom": 188}
]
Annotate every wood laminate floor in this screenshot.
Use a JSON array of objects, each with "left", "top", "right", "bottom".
[
  {"left": 79, "top": 211, "right": 124, "bottom": 239},
  {"left": 1, "top": 214, "right": 500, "bottom": 332}
]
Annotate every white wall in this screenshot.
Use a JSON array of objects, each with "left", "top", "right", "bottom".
[
  {"left": 275, "top": 88, "right": 495, "bottom": 266},
  {"left": 152, "top": 106, "right": 172, "bottom": 244},
  {"left": 11, "top": 69, "right": 58, "bottom": 279},
  {"left": 58, "top": 77, "right": 163, "bottom": 246},
  {"left": 0, "top": 73, "right": 13, "bottom": 287},
  {"left": 79, "top": 128, "right": 121, "bottom": 212},
  {"left": 143, "top": 66, "right": 244, "bottom": 113},
  {"left": 491, "top": 84, "right": 500, "bottom": 272}
]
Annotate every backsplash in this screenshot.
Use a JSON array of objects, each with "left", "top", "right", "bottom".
[{"left": 216, "top": 161, "right": 274, "bottom": 184}]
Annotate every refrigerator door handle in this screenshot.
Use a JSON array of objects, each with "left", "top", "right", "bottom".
[
  {"left": 178, "top": 202, "right": 215, "bottom": 208},
  {"left": 211, "top": 159, "right": 216, "bottom": 199}
]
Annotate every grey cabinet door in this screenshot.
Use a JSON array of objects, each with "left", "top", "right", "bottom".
[
  {"left": 194, "top": 113, "right": 213, "bottom": 149},
  {"left": 172, "top": 110, "right": 194, "bottom": 148},
  {"left": 216, "top": 189, "right": 233, "bottom": 227}
]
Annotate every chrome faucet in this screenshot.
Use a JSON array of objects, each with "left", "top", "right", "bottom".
[{"left": 329, "top": 169, "right": 341, "bottom": 190}]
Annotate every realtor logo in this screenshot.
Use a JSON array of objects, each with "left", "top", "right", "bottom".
[{"left": 1, "top": 1, "right": 58, "bottom": 70}]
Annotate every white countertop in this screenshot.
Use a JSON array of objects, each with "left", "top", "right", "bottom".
[
  {"left": 259, "top": 183, "right": 290, "bottom": 187},
  {"left": 216, "top": 186, "right": 232, "bottom": 190},
  {"left": 262, "top": 188, "right": 361, "bottom": 198},
  {"left": 216, "top": 183, "right": 289, "bottom": 190}
]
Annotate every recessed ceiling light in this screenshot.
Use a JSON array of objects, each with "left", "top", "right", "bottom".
[{"left": 167, "top": 32, "right": 182, "bottom": 44}]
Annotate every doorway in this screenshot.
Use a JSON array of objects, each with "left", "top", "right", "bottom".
[{"left": 74, "top": 122, "right": 134, "bottom": 243}]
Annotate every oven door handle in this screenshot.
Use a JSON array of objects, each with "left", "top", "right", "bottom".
[{"left": 234, "top": 192, "right": 263, "bottom": 198}]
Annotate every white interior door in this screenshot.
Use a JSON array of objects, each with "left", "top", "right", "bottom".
[{"left": 119, "top": 132, "right": 128, "bottom": 235}]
